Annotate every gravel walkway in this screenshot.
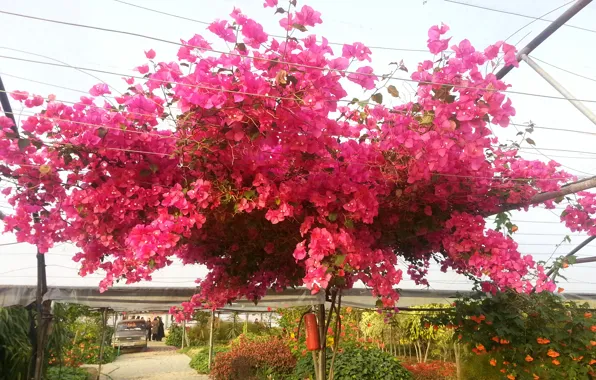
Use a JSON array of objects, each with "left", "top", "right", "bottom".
[{"left": 89, "top": 342, "right": 208, "bottom": 380}]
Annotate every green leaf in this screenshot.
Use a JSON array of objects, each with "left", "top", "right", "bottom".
[
  {"left": 235, "top": 43, "right": 247, "bottom": 52},
  {"left": 140, "top": 168, "right": 152, "bottom": 177},
  {"left": 17, "top": 138, "right": 30, "bottom": 151},
  {"left": 371, "top": 93, "right": 383, "bottom": 104},
  {"left": 344, "top": 219, "right": 354, "bottom": 229},
  {"left": 525, "top": 137, "right": 536, "bottom": 146},
  {"left": 387, "top": 85, "right": 399, "bottom": 97},
  {"left": 334, "top": 255, "right": 345, "bottom": 266},
  {"left": 420, "top": 113, "right": 434, "bottom": 125},
  {"left": 292, "top": 23, "right": 308, "bottom": 32},
  {"left": 275, "top": 7, "right": 285, "bottom": 14},
  {"left": 328, "top": 212, "right": 338, "bottom": 222},
  {"left": 358, "top": 133, "right": 369, "bottom": 144},
  {"left": 375, "top": 299, "right": 384, "bottom": 309},
  {"left": 180, "top": 62, "right": 190, "bottom": 67},
  {"left": 243, "top": 189, "right": 256, "bottom": 199},
  {"left": 149, "top": 163, "right": 159, "bottom": 173},
  {"left": 97, "top": 127, "right": 108, "bottom": 138}
]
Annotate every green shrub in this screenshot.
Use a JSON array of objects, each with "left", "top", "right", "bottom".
[
  {"left": 46, "top": 366, "right": 89, "bottom": 380},
  {"left": 210, "top": 335, "right": 296, "bottom": 380},
  {"left": 292, "top": 347, "right": 413, "bottom": 380},
  {"left": 189, "top": 346, "right": 229, "bottom": 374},
  {"left": 165, "top": 324, "right": 183, "bottom": 348},
  {"left": 0, "top": 307, "right": 31, "bottom": 380}
]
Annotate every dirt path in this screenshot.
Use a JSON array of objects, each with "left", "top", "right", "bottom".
[{"left": 94, "top": 341, "right": 207, "bottom": 380}]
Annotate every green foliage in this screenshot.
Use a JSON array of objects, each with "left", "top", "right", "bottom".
[
  {"left": 189, "top": 345, "right": 229, "bottom": 374},
  {"left": 292, "top": 347, "right": 412, "bottom": 380},
  {"left": 0, "top": 307, "right": 31, "bottom": 380},
  {"left": 165, "top": 323, "right": 183, "bottom": 348},
  {"left": 426, "top": 291, "right": 596, "bottom": 380},
  {"left": 45, "top": 366, "right": 89, "bottom": 380}
]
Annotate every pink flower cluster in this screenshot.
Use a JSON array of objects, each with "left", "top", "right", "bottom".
[{"left": 1, "top": 1, "right": 590, "bottom": 318}]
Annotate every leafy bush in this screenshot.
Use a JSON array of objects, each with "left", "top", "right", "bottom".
[
  {"left": 165, "top": 323, "right": 183, "bottom": 347},
  {"left": 402, "top": 359, "right": 456, "bottom": 380},
  {"left": 189, "top": 346, "right": 228, "bottom": 374},
  {"left": 0, "top": 307, "right": 31, "bottom": 380},
  {"left": 46, "top": 366, "right": 89, "bottom": 380},
  {"left": 210, "top": 335, "right": 295, "bottom": 380},
  {"left": 292, "top": 347, "right": 412, "bottom": 380}
]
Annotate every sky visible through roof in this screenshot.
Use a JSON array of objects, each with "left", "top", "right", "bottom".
[{"left": 0, "top": 0, "right": 595, "bottom": 295}]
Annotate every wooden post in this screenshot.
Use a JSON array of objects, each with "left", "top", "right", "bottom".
[
  {"left": 208, "top": 309, "right": 215, "bottom": 369},
  {"left": 96, "top": 308, "right": 108, "bottom": 380}
]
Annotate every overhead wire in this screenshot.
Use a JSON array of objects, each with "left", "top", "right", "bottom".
[
  {"left": 2, "top": 11, "right": 596, "bottom": 104},
  {"left": 528, "top": 55, "right": 596, "bottom": 83},
  {"left": 110, "top": 0, "right": 431, "bottom": 54},
  {"left": 444, "top": 0, "right": 596, "bottom": 34}
]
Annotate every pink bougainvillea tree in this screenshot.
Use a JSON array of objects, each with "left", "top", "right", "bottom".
[{"left": 1, "top": 1, "right": 594, "bottom": 317}]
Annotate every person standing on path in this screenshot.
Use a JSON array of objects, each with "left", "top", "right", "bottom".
[
  {"left": 157, "top": 317, "right": 165, "bottom": 341},
  {"left": 151, "top": 317, "right": 159, "bottom": 341},
  {"left": 146, "top": 317, "right": 152, "bottom": 341}
]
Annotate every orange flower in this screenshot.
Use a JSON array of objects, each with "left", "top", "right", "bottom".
[
  {"left": 346, "top": 307, "right": 352, "bottom": 313},
  {"left": 525, "top": 355, "right": 534, "bottom": 362},
  {"left": 492, "top": 336, "right": 500, "bottom": 343},
  {"left": 585, "top": 312, "right": 593, "bottom": 319},
  {"left": 507, "top": 374, "right": 515, "bottom": 380},
  {"left": 557, "top": 287, "right": 564, "bottom": 293},
  {"left": 533, "top": 374, "right": 540, "bottom": 380},
  {"left": 500, "top": 339, "right": 510, "bottom": 345},
  {"left": 503, "top": 361, "right": 510, "bottom": 365},
  {"left": 490, "top": 358, "right": 497, "bottom": 366},
  {"left": 572, "top": 355, "right": 583, "bottom": 362},
  {"left": 547, "top": 349, "right": 560, "bottom": 358},
  {"left": 476, "top": 344, "right": 485, "bottom": 352},
  {"left": 511, "top": 225, "right": 518, "bottom": 232},
  {"left": 590, "top": 340, "right": 596, "bottom": 346},
  {"left": 552, "top": 359, "right": 560, "bottom": 366},
  {"left": 536, "top": 337, "right": 550, "bottom": 345},
  {"left": 562, "top": 262, "right": 569, "bottom": 268},
  {"left": 591, "top": 325, "right": 596, "bottom": 332},
  {"left": 590, "top": 359, "right": 596, "bottom": 365},
  {"left": 500, "top": 369, "right": 506, "bottom": 374}
]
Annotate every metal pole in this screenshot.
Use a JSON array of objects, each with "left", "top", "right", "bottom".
[
  {"left": 207, "top": 309, "right": 215, "bottom": 369},
  {"left": 575, "top": 256, "right": 596, "bottom": 264},
  {"left": 546, "top": 236, "right": 596, "bottom": 277},
  {"left": 181, "top": 320, "right": 186, "bottom": 350},
  {"left": 520, "top": 54, "right": 596, "bottom": 125},
  {"left": 97, "top": 308, "right": 108, "bottom": 380},
  {"left": 496, "top": 0, "right": 592, "bottom": 79}
]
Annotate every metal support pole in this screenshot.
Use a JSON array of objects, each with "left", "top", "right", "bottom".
[
  {"left": 575, "top": 256, "right": 596, "bottom": 264},
  {"left": 181, "top": 320, "right": 186, "bottom": 349},
  {"left": 547, "top": 236, "right": 596, "bottom": 277},
  {"left": 207, "top": 309, "right": 215, "bottom": 369},
  {"left": 520, "top": 54, "right": 596, "bottom": 125},
  {"left": 496, "top": 0, "right": 592, "bottom": 79},
  {"left": 97, "top": 308, "right": 108, "bottom": 380}
]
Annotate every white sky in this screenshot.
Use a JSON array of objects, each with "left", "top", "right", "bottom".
[{"left": 1, "top": 0, "right": 596, "bottom": 296}]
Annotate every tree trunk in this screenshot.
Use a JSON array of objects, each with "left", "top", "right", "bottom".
[
  {"left": 423, "top": 341, "right": 431, "bottom": 363},
  {"left": 454, "top": 343, "right": 462, "bottom": 380}
]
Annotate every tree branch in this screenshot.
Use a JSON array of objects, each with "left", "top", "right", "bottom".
[{"left": 492, "top": 175, "right": 596, "bottom": 215}]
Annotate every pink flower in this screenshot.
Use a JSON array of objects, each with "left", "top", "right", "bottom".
[
  {"left": 294, "top": 5, "right": 323, "bottom": 27},
  {"left": 347, "top": 66, "right": 377, "bottom": 90},
  {"left": 427, "top": 24, "right": 451, "bottom": 55},
  {"left": 241, "top": 19, "right": 268, "bottom": 48},
  {"left": 135, "top": 64, "right": 150, "bottom": 74},
  {"left": 263, "top": 0, "right": 277, "bottom": 8},
  {"left": 293, "top": 241, "right": 307, "bottom": 260},
  {"left": 10, "top": 90, "right": 28, "bottom": 101},
  {"left": 89, "top": 83, "right": 111, "bottom": 97},
  {"left": 145, "top": 49, "right": 156, "bottom": 59},
  {"left": 208, "top": 20, "right": 236, "bottom": 43},
  {"left": 342, "top": 42, "right": 372, "bottom": 62}
]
